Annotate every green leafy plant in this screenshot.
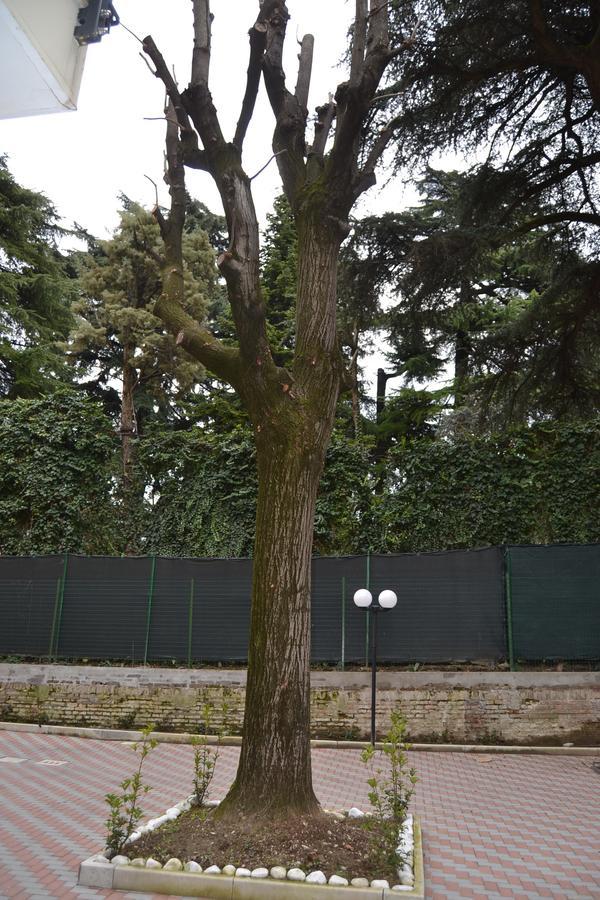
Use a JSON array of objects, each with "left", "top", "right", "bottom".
[
  {"left": 361, "top": 712, "right": 417, "bottom": 873},
  {"left": 190, "top": 703, "right": 220, "bottom": 807},
  {"left": 104, "top": 724, "right": 157, "bottom": 857}
]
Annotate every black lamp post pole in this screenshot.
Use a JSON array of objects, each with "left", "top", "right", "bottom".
[
  {"left": 370, "top": 604, "right": 379, "bottom": 745},
  {"left": 354, "top": 588, "right": 396, "bottom": 746}
]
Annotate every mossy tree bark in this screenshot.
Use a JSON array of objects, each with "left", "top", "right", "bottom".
[{"left": 142, "top": 0, "right": 403, "bottom": 816}]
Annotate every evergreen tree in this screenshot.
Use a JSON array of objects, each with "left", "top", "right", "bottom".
[
  {"left": 387, "top": 1, "right": 600, "bottom": 225},
  {"left": 0, "top": 157, "right": 74, "bottom": 397},
  {"left": 348, "top": 167, "right": 600, "bottom": 426},
  {"left": 69, "top": 201, "right": 219, "bottom": 550},
  {"left": 70, "top": 203, "right": 218, "bottom": 452}
]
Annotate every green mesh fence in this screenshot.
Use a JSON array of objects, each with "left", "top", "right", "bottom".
[
  {"left": 0, "top": 545, "right": 598, "bottom": 664},
  {"left": 506, "top": 544, "right": 600, "bottom": 661}
]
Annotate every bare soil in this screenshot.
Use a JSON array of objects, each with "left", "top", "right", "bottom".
[{"left": 129, "top": 808, "right": 398, "bottom": 884}]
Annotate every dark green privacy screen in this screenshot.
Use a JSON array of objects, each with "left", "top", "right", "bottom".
[
  {"left": 370, "top": 549, "right": 505, "bottom": 663},
  {"left": 0, "top": 545, "right": 597, "bottom": 664},
  {"left": 0, "top": 555, "right": 63, "bottom": 656},
  {"left": 508, "top": 544, "right": 600, "bottom": 661}
]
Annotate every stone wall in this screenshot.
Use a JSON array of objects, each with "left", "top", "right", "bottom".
[{"left": 0, "top": 664, "right": 599, "bottom": 745}]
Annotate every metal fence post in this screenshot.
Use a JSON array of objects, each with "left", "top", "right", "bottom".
[
  {"left": 365, "top": 551, "right": 371, "bottom": 666},
  {"left": 504, "top": 545, "right": 516, "bottom": 670},
  {"left": 340, "top": 576, "right": 346, "bottom": 670},
  {"left": 187, "top": 577, "right": 195, "bottom": 668},
  {"left": 143, "top": 555, "right": 157, "bottom": 666},
  {"left": 50, "top": 553, "right": 69, "bottom": 661},
  {"left": 48, "top": 577, "right": 61, "bottom": 660}
]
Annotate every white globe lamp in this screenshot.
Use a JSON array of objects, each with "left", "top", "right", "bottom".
[
  {"left": 353, "top": 588, "right": 373, "bottom": 608},
  {"left": 378, "top": 589, "right": 397, "bottom": 609}
]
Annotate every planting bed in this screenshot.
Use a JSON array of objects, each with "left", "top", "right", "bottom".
[{"left": 78, "top": 795, "right": 424, "bottom": 898}]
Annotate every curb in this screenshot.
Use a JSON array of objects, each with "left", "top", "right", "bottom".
[{"left": 1, "top": 720, "right": 599, "bottom": 755}]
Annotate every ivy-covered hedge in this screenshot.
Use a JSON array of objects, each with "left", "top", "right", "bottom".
[
  {"left": 378, "top": 419, "right": 600, "bottom": 552},
  {"left": 0, "top": 392, "right": 117, "bottom": 554},
  {"left": 139, "top": 428, "right": 374, "bottom": 558},
  {"left": 0, "top": 394, "right": 596, "bottom": 556}
]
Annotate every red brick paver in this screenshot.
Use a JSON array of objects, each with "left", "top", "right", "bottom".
[{"left": 0, "top": 730, "right": 599, "bottom": 899}]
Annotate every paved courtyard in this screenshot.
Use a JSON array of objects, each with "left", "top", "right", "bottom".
[{"left": 0, "top": 730, "right": 599, "bottom": 899}]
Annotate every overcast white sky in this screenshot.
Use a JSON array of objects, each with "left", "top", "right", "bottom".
[{"left": 1, "top": 0, "right": 411, "bottom": 237}]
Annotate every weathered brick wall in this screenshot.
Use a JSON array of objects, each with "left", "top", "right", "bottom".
[{"left": 0, "top": 665, "right": 598, "bottom": 744}]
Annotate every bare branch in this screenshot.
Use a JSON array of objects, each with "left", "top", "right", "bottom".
[
  {"left": 144, "top": 114, "right": 181, "bottom": 126},
  {"left": 191, "top": 0, "right": 211, "bottom": 87},
  {"left": 142, "top": 35, "right": 194, "bottom": 134},
  {"left": 143, "top": 174, "right": 159, "bottom": 207},
  {"left": 138, "top": 51, "right": 157, "bottom": 76},
  {"left": 294, "top": 34, "right": 314, "bottom": 110},
  {"left": 250, "top": 150, "right": 287, "bottom": 181},
  {"left": 356, "top": 112, "right": 403, "bottom": 191}
]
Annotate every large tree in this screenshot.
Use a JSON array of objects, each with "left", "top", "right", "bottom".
[
  {"left": 0, "top": 157, "right": 73, "bottom": 398},
  {"left": 387, "top": 0, "right": 600, "bottom": 223},
  {"left": 348, "top": 167, "right": 600, "bottom": 426},
  {"left": 140, "top": 1, "right": 410, "bottom": 816},
  {"left": 349, "top": 0, "right": 600, "bottom": 429}
]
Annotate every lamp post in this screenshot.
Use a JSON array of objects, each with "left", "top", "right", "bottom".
[{"left": 353, "top": 588, "right": 397, "bottom": 745}]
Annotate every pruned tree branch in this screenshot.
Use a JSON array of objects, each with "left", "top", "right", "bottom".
[
  {"left": 142, "top": 36, "right": 194, "bottom": 135},
  {"left": 294, "top": 34, "right": 314, "bottom": 111},
  {"left": 262, "top": 1, "right": 310, "bottom": 204},
  {"left": 366, "top": 0, "right": 389, "bottom": 52},
  {"left": 192, "top": 0, "right": 212, "bottom": 86},
  {"left": 156, "top": 299, "right": 241, "bottom": 386},
  {"left": 144, "top": 7, "right": 273, "bottom": 383},
  {"left": 351, "top": 0, "right": 368, "bottom": 85},
  {"left": 310, "top": 96, "right": 336, "bottom": 161},
  {"left": 233, "top": 2, "right": 280, "bottom": 152},
  {"left": 327, "top": 0, "right": 397, "bottom": 207},
  {"left": 149, "top": 101, "right": 242, "bottom": 387},
  {"left": 354, "top": 113, "right": 403, "bottom": 199}
]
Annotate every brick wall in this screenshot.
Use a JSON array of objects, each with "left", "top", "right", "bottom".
[{"left": 0, "top": 665, "right": 598, "bottom": 744}]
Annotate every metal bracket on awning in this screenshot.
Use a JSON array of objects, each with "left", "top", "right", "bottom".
[{"left": 74, "top": 0, "right": 120, "bottom": 45}]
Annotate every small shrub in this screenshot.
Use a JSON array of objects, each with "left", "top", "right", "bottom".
[
  {"left": 105, "top": 724, "right": 157, "bottom": 857},
  {"left": 361, "top": 711, "right": 417, "bottom": 872},
  {"left": 190, "top": 703, "right": 220, "bottom": 807}
]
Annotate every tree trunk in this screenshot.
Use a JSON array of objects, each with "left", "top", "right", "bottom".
[
  {"left": 121, "top": 337, "right": 138, "bottom": 555},
  {"left": 121, "top": 339, "right": 137, "bottom": 489},
  {"left": 454, "top": 280, "right": 472, "bottom": 407},
  {"left": 220, "top": 222, "right": 341, "bottom": 818},
  {"left": 454, "top": 327, "right": 470, "bottom": 405},
  {"left": 350, "top": 320, "right": 361, "bottom": 437},
  {"left": 221, "top": 431, "right": 323, "bottom": 816}
]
